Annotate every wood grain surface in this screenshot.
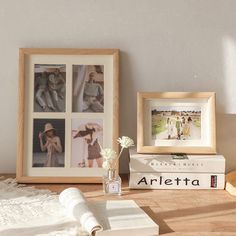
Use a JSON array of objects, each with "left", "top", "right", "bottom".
[{"left": 1, "top": 174, "right": 236, "bottom": 235}]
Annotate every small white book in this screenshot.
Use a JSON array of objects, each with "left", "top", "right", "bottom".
[
  {"left": 59, "top": 188, "right": 159, "bottom": 236},
  {"left": 129, "top": 148, "right": 225, "bottom": 173},
  {"left": 129, "top": 172, "right": 225, "bottom": 189}
]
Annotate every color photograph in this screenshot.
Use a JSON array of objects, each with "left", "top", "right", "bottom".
[
  {"left": 34, "top": 64, "right": 66, "bottom": 112},
  {"left": 72, "top": 65, "right": 104, "bottom": 113},
  {"left": 32, "top": 119, "right": 65, "bottom": 167},
  {"left": 71, "top": 118, "right": 103, "bottom": 168},
  {"left": 151, "top": 106, "right": 201, "bottom": 141}
]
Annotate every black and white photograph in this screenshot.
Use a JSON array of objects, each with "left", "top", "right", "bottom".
[
  {"left": 34, "top": 64, "right": 66, "bottom": 112},
  {"left": 71, "top": 118, "right": 103, "bottom": 168},
  {"left": 72, "top": 65, "right": 104, "bottom": 113},
  {"left": 32, "top": 119, "right": 65, "bottom": 167}
]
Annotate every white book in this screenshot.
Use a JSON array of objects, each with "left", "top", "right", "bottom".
[
  {"left": 129, "top": 172, "right": 225, "bottom": 189},
  {"left": 59, "top": 188, "right": 159, "bottom": 236},
  {"left": 129, "top": 148, "right": 225, "bottom": 173}
]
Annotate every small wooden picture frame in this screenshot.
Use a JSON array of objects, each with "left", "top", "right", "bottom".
[
  {"left": 17, "top": 48, "right": 119, "bottom": 183},
  {"left": 137, "top": 92, "right": 216, "bottom": 154}
]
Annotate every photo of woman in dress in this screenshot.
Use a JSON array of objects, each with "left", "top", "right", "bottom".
[
  {"left": 38, "top": 123, "right": 62, "bottom": 167},
  {"left": 71, "top": 119, "right": 103, "bottom": 168},
  {"left": 33, "top": 119, "right": 65, "bottom": 167}
]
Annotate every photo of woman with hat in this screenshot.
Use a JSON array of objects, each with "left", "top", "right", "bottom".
[{"left": 33, "top": 119, "right": 65, "bottom": 167}]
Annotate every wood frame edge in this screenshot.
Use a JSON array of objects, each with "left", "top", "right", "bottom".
[
  {"left": 136, "top": 91, "right": 217, "bottom": 154},
  {"left": 16, "top": 48, "right": 119, "bottom": 183}
]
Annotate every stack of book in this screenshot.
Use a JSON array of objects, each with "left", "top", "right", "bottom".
[{"left": 129, "top": 148, "right": 225, "bottom": 189}]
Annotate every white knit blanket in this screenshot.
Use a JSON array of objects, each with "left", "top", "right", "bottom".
[{"left": 0, "top": 177, "right": 89, "bottom": 236}]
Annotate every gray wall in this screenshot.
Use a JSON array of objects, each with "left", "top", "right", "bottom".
[{"left": 0, "top": 0, "right": 236, "bottom": 174}]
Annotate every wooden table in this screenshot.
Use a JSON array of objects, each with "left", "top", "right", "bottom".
[{"left": 2, "top": 175, "right": 236, "bottom": 235}]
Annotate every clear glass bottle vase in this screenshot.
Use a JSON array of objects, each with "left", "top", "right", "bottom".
[{"left": 103, "top": 169, "right": 122, "bottom": 195}]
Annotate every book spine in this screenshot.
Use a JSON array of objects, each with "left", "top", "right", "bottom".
[
  {"left": 129, "top": 156, "right": 225, "bottom": 173},
  {"left": 129, "top": 172, "right": 225, "bottom": 189}
]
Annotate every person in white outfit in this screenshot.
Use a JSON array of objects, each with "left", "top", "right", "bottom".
[
  {"left": 48, "top": 68, "right": 65, "bottom": 111},
  {"left": 166, "top": 117, "right": 174, "bottom": 139},
  {"left": 83, "top": 72, "right": 104, "bottom": 112},
  {"left": 35, "top": 71, "right": 55, "bottom": 111}
]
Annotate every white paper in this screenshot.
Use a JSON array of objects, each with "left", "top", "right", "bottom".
[
  {"left": 59, "top": 187, "right": 102, "bottom": 235},
  {"left": 90, "top": 200, "right": 159, "bottom": 236}
]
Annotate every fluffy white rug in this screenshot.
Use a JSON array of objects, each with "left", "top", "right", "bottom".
[{"left": 0, "top": 177, "right": 88, "bottom": 236}]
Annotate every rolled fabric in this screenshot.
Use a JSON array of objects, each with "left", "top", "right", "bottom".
[{"left": 59, "top": 187, "right": 102, "bottom": 235}]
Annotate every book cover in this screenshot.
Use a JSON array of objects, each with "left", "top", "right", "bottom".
[
  {"left": 129, "top": 172, "right": 225, "bottom": 189},
  {"left": 129, "top": 148, "right": 225, "bottom": 173}
]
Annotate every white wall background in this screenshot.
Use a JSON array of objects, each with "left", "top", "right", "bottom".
[{"left": 0, "top": 0, "right": 236, "bottom": 174}]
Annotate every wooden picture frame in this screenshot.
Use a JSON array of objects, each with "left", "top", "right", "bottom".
[
  {"left": 17, "top": 48, "right": 119, "bottom": 183},
  {"left": 137, "top": 92, "right": 216, "bottom": 154}
]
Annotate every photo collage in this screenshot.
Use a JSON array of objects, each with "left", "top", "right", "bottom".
[{"left": 32, "top": 64, "right": 104, "bottom": 169}]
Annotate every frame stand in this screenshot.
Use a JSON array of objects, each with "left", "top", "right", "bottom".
[{"left": 171, "top": 153, "right": 188, "bottom": 160}]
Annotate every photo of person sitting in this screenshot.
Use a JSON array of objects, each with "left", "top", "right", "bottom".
[
  {"left": 72, "top": 65, "right": 104, "bottom": 113},
  {"left": 47, "top": 68, "right": 66, "bottom": 111},
  {"left": 35, "top": 71, "right": 55, "bottom": 111},
  {"left": 34, "top": 65, "right": 66, "bottom": 112},
  {"left": 83, "top": 72, "right": 104, "bottom": 112}
]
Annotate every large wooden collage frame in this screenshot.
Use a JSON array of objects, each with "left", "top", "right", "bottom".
[{"left": 17, "top": 48, "right": 119, "bottom": 183}]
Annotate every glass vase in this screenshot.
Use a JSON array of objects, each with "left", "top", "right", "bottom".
[{"left": 103, "top": 169, "right": 122, "bottom": 195}]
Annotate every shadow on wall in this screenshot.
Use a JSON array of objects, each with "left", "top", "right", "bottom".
[
  {"left": 220, "top": 36, "right": 236, "bottom": 173},
  {"left": 217, "top": 113, "right": 236, "bottom": 173},
  {"left": 119, "top": 51, "right": 137, "bottom": 174},
  {"left": 119, "top": 47, "right": 236, "bottom": 174},
  {"left": 118, "top": 3, "right": 236, "bottom": 174}
]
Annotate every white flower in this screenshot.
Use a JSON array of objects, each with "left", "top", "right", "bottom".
[
  {"left": 117, "top": 136, "right": 134, "bottom": 148},
  {"left": 100, "top": 148, "right": 117, "bottom": 160},
  {"left": 100, "top": 136, "right": 134, "bottom": 171},
  {"left": 102, "top": 160, "right": 111, "bottom": 170}
]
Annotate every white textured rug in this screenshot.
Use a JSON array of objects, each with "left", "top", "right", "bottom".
[{"left": 0, "top": 177, "right": 88, "bottom": 236}]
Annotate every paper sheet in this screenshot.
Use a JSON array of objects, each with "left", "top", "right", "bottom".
[{"left": 59, "top": 187, "right": 103, "bottom": 235}]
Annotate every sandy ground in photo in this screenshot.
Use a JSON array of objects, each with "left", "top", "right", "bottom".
[{"left": 155, "top": 122, "right": 200, "bottom": 140}]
